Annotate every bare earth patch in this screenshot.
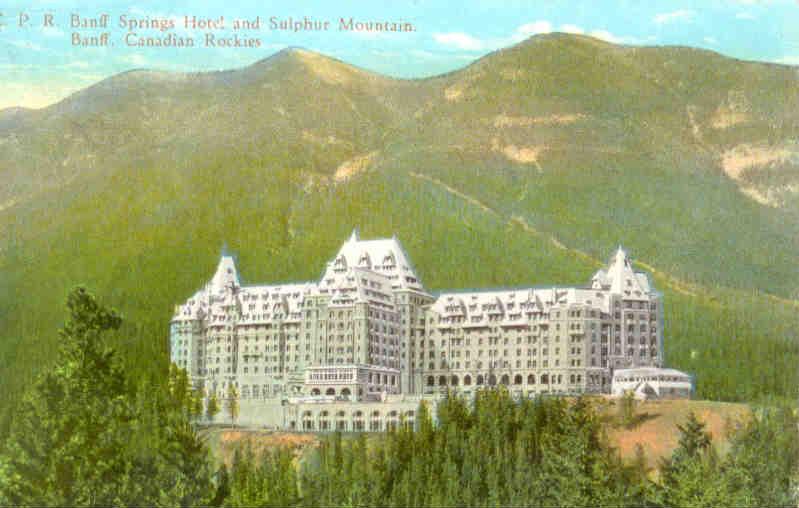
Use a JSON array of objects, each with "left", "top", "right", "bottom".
[
  {"left": 499, "top": 68, "right": 525, "bottom": 81},
  {"left": 606, "top": 399, "right": 750, "bottom": 471},
  {"left": 214, "top": 430, "right": 319, "bottom": 465},
  {"left": 493, "top": 113, "right": 585, "bottom": 128},
  {"left": 711, "top": 90, "right": 750, "bottom": 129},
  {"left": 721, "top": 143, "right": 793, "bottom": 180},
  {"left": 334, "top": 151, "right": 379, "bottom": 183},
  {"left": 444, "top": 85, "right": 464, "bottom": 102},
  {"left": 710, "top": 107, "right": 749, "bottom": 129},
  {"left": 0, "top": 198, "right": 18, "bottom": 213},
  {"left": 301, "top": 130, "right": 349, "bottom": 148},
  {"left": 740, "top": 183, "right": 799, "bottom": 208},
  {"left": 502, "top": 145, "right": 544, "bottom": 163}
]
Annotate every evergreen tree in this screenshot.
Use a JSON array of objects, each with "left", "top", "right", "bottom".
[
  {"left": 226, "top": 384, "right": 240, "bottom": 425},
  {"left": 674, "top": 411, "right": 712, "bottom": 460},
  {"left": 658, "top": 411, "right": 730, "bottom": 507},
  {"left": 190, "top": 388, "right": 205, "bottom": 418},
  {"left": 210, "top": 463, "right": 230, "bottom": 507},
  {"left": 207, "top": 392, "right": 221, "bottom": 422},
  {"left": 617, "top": 391, "right": 637, "bottom": 428},
  {"left": 0, "top": 287, "right": 133, "bottom": 505},
  {"left": 721, "top": 406, "right": 799, "bottom": 507},
  {"left": 0, "top": 287, "right": 214, "bottom": 506}
]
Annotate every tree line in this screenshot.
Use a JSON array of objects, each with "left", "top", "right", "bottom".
[
  {"left": 0, "top": 287, "right": 797, "bottom": 507},
  {"left": 220, "top": 391, "right": 798, "bottom": 508}
]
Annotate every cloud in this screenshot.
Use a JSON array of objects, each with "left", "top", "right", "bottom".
[
  {"left": 559, "top": 24, "right": 585, "bottom": 35},
  {"left": 589, "top": 30, "right": 624, "bottom": 43},
  {"left": 41, "top": 26, "right": 65, "bottom": 37},
  {"left": 704, "top": 37, "right": 718, "bottom": 45},
  {"left": 0, "top": 80, "right": 79, "bottom": 110},
  {"left": 433, "top": 20, "right": 641, "bottom": 53},
  {"left": 2, "top": 39, "right": 45, "bottom": 51},
  {"left": 63, "top": 61, "right": 91, "bottom": 69},
  {"left": 410, "top": 49, "right": 437, "bottom": 59},
  {"left": 121, "top": 54, "right": 150, "bottom": 67},
  {"left": 585, "top": 29, "right": 642, "bottom": 45},
  {"left": 653, "top": 9, "right": 694, "bottom": 24},
  {"left": 776, "top": 55, "right": 799, "bottom": 65},
  {"left": 433, "top": 32, "right": 485, "bottom": 51},
  {"left": 515, "top": 20, "right": 552, "bottom": 38}
]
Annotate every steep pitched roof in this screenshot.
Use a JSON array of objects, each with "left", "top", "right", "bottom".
[
  {"left": 592, "top": 246, "right": 654, "bottom": 298},
  {"left": 320, "top": 229, "right": 424, "bottom": 291}
]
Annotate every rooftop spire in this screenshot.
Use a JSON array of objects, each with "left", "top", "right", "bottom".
[{"left": 349, "top": 228, "right": 360, "bottom": 242}]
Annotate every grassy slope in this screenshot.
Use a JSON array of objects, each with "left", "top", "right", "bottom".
[{"left": 1, "top": 35, "right": 798, "bottom": 413}]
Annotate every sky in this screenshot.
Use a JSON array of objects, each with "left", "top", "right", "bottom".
[{"left": 1, "top": 0, "right": 799, "bottom": 110}]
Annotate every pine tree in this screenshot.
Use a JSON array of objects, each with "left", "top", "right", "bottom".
[
  {"left": 674, "top": 411, "right": 712, "bottom": 460},
  {"left": 226, "top": 383, "right": 240, "bottom": 425},
  {"left": 0, "top": 287, "right": 133, "bottom": 505},
  {"left": 0, "top": 287, "right": 214, "bottom": 506},
  {"left": 190, "top": 388, "right": 205, "bottom": 418},
  {"left": 210, "top": 463, "right": 230, "bottom": 507},
  {"left": 617, "top": 391, "right": 637, "bottom": 428},
  {"left": 659, "top": 411, "right": 726, "bottom": 507},
  {"left": 207, "top": 392, "right": 221, "bottom": 421},
  {"left": 721, "top": 406, "right": 799, "bottom": 507}
]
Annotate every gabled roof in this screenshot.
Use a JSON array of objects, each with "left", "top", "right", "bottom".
[
  {"left": 592, "top": 246, "right": 655, "bottom": 297},
  {"left": 210, "top": 255, "right": 240, "bottom": 292},
  {"left": 320, "top": 229, "right": 424, "bottom": 291}
]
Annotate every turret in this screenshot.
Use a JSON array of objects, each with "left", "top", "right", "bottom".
[{"left": 210, "top": 253, "right": 240, "bottom": 293}]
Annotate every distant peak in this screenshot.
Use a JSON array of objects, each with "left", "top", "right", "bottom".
[
  {"left": 251, "top": 46, "right": 318, "bottom": 66},
  {"left": 512, "top": 31, "right": 620, "bottom": 51}
]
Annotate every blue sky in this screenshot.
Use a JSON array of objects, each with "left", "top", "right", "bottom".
[{"left": 2, "top": 0, "right": 799, "bottom": 109}]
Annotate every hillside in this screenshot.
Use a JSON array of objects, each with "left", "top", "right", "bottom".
[
  {"left": 203, "top": 399, "right": 751, "bottom": 473},
  {"left": 1, "top": 34, "right": 798, "bottom": 414}
]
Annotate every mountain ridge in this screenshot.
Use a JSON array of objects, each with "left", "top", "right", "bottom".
[{"left": 0, "top": 33, "right": 798, "bottom": 411}]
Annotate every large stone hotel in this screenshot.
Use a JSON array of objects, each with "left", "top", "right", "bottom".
[{"left": 170, "top": 231, "right": 668, "bottom": 429}]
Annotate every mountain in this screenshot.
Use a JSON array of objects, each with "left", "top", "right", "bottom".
[{"left": 1, "top": 35, "right": 797, "bottom": 413}]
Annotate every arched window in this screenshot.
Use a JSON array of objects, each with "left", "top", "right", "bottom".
[
  {"left": 427, "top": 376, "right": 435, "bottom": 387},
  {"left": 476, "top": 375, "right": 484, "bottom": 385},
  {"left": 541, "top": 374, "right": 549, "bottom": 384},
  {"left": 527, "top": 374, "right": 535, "bottom": 384},
  {"left": 438, "top": 375, "right": 447, "bottom": 386},
  {"left": 450, "top": 375, "right": 459, "bottom": 386},
  {"left": 311, "top": 388, "right": 321, "bottom": 395},
  {"left": 325, "top": 387, "right": 336, "bottom": 396},
  {"left": 500, "top": 374, "right": 510, "bottom": 385},
  {"left": 341, "top": 387, "right": 351, "bottom": 396},
  {"left": 464, "top": 375, "right": 472, "bottom": 386},
  {"left": 514, "top": 374, "right": 523, "bottom": 385},
  {"left": 488, "top": 374, "right": 497, "bottom": 386}
]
